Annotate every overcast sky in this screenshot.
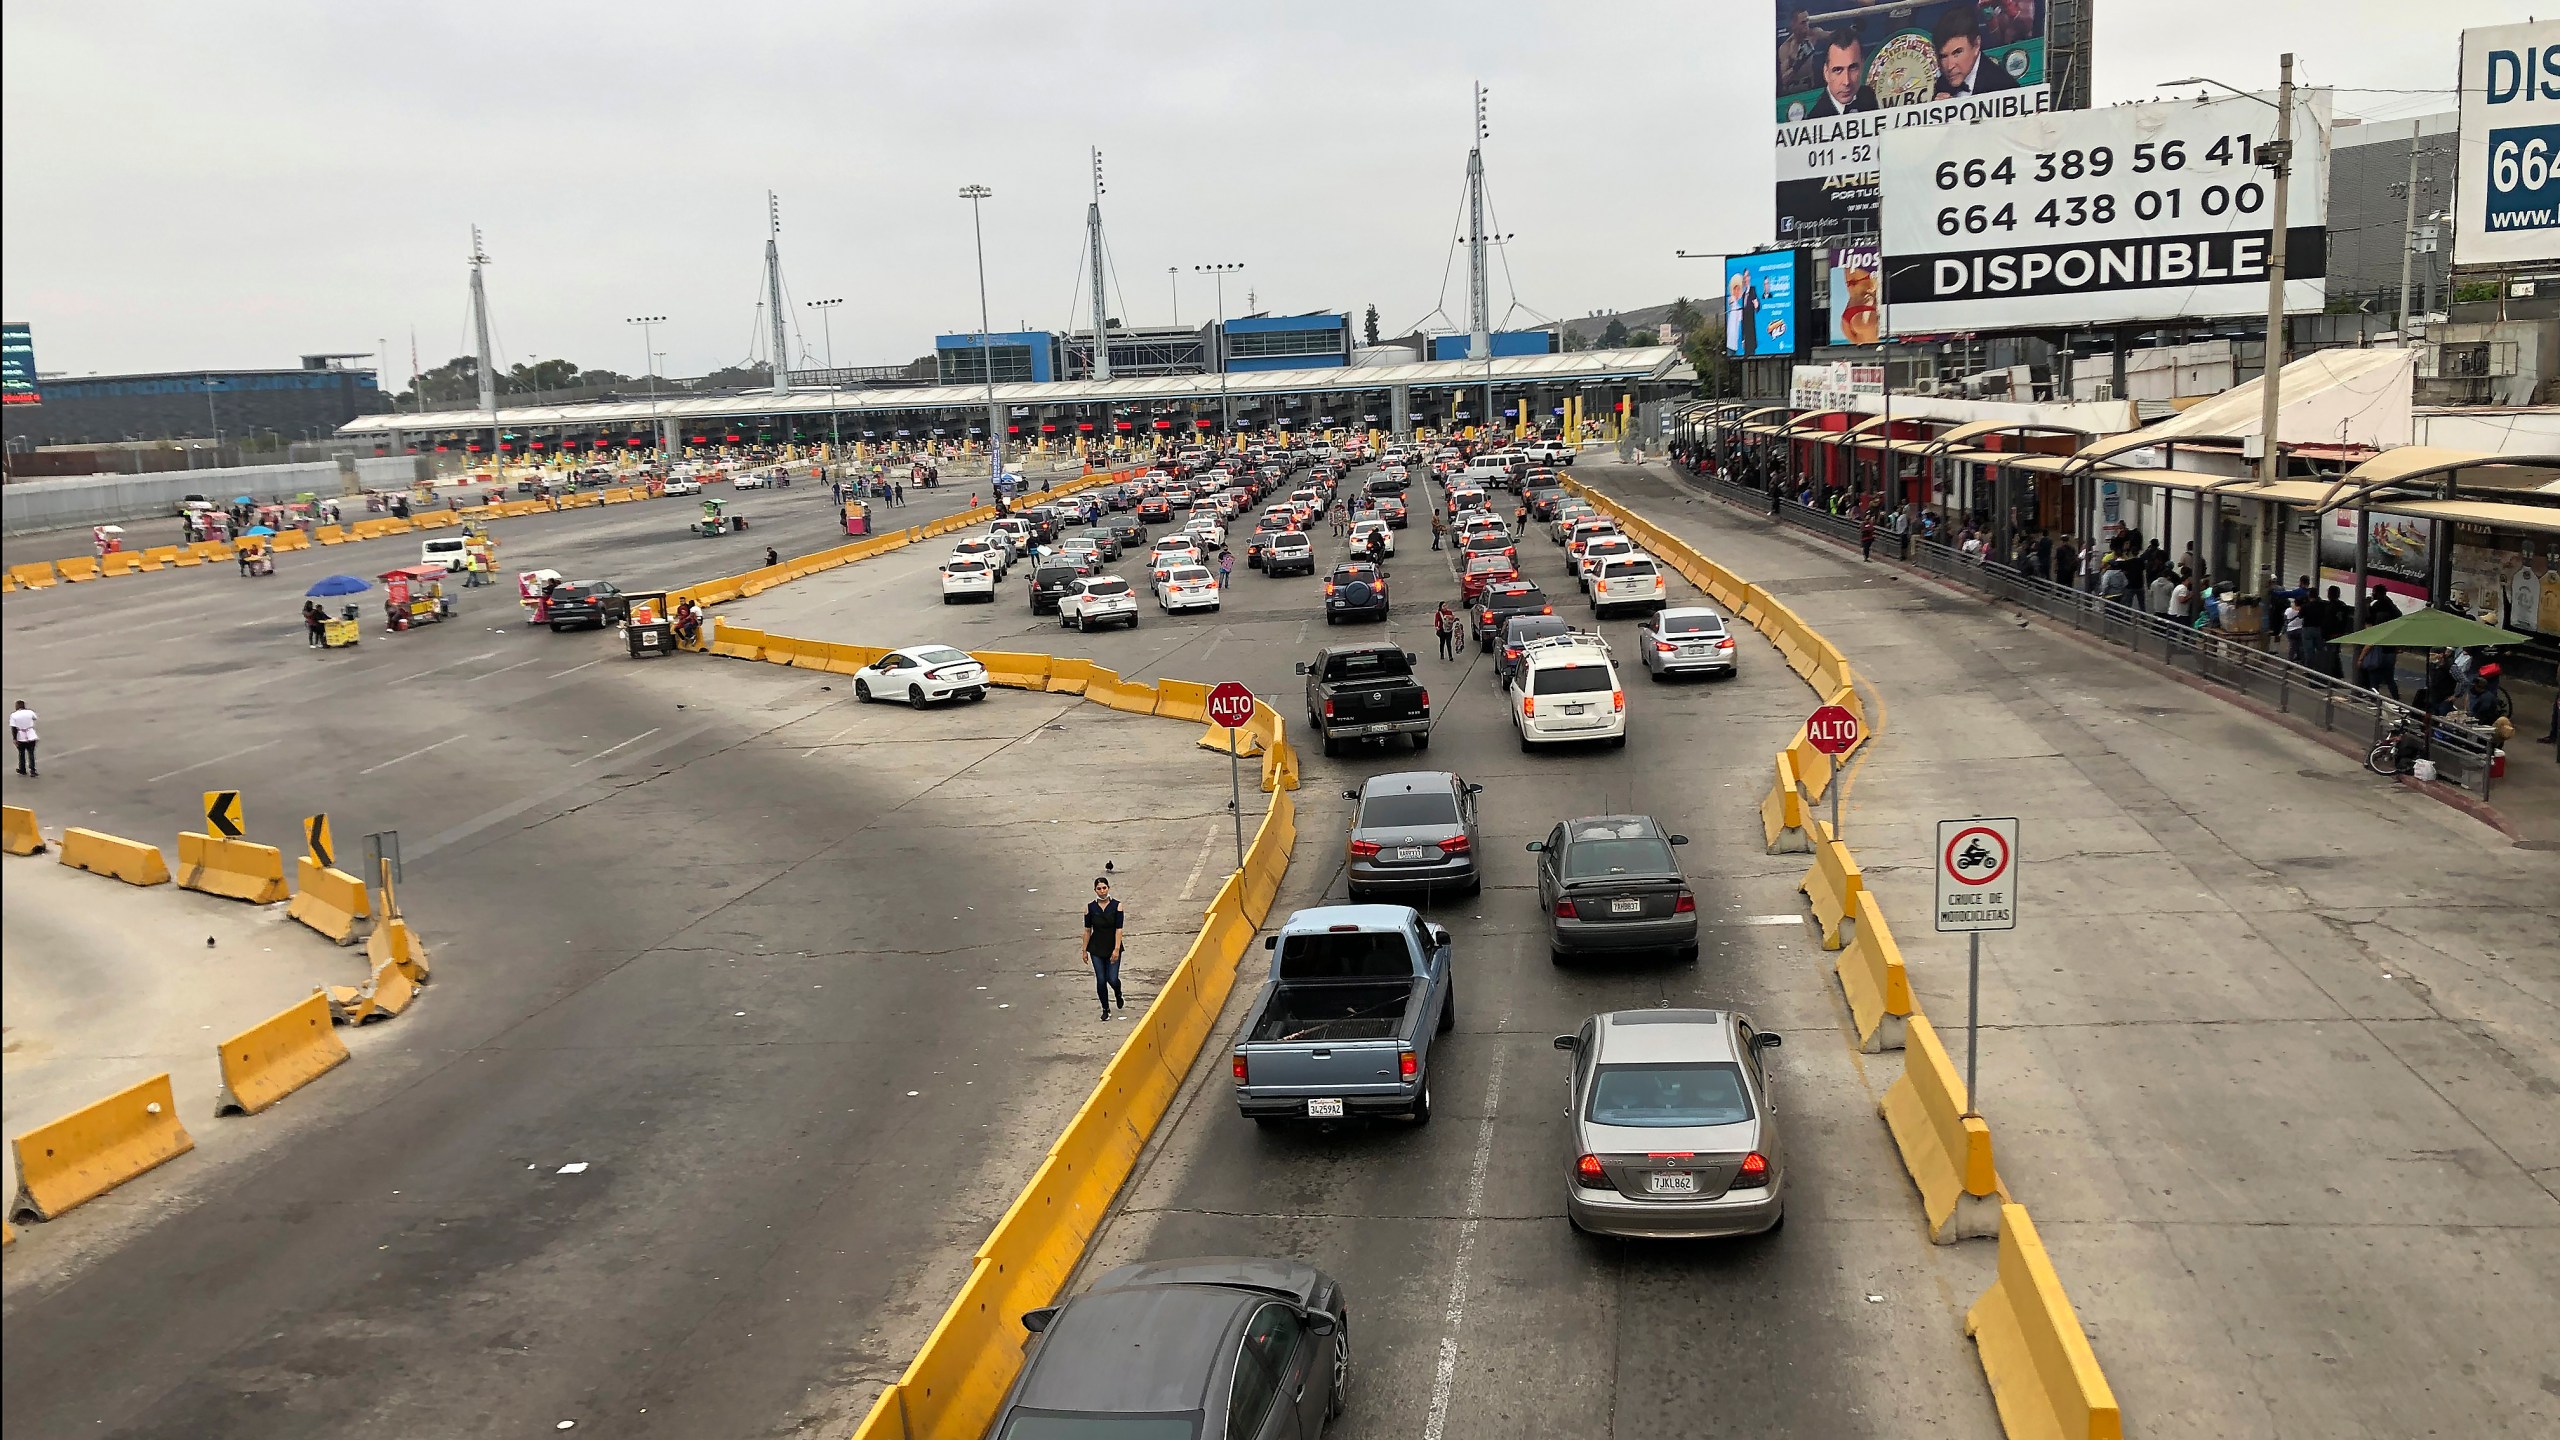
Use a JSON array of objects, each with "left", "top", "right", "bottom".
[{"left": 0, "top": 1, "right": 2509, "bottom": 382}]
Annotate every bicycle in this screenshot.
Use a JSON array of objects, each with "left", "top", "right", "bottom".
[{"left": 2366, "top": 715, "right": 2432, "bottom": 777}]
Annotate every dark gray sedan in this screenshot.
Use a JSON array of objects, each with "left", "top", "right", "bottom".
[
  {"left": 1555, "top": 1010, "right": 1786, "bottom": 1238},
  {"left": 995, "top": 1257, "right": 1349, "bottom": 1440},
  {"left": 1530, "top": 815, "right": 1699, "bottom": 963},
  {"left": 1344, "top": 771, "right": 1482, "bottom": 904}
]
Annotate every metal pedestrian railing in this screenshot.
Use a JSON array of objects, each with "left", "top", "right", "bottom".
[{"left": 1667, "top": 465, "right": 2504, "bottom": 800}]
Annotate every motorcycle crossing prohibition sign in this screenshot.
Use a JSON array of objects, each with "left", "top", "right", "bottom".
[
  {"left": 1935, "top": 818, "right": 2019, "bottom": 933},
  {"left": 1804, "top": 704, "right": 1859, "bottom": 756},
  {"left": 1207, "top": 681, "right": 1257, "bottom": 729}
]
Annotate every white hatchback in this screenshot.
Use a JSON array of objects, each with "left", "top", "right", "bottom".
[
  {"left": 1589, "top": 555, "right": 1667, "bottom": 617},
  {"left": 940, "top": 557, "right": 997, "bottom": 603},
  {"left": 1509, "top": 634, "right": 1627, "bottom": 751},
  {"left": 854, "top": 644, "right": 988, "bottom": 708},
  {"left": 1154, "top": 563, "right": 1222, "bottom": 613},
  {"left": 1058, "top": 574, "right": 1141, "bottom": 631}
]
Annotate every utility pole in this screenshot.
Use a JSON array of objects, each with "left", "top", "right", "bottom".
[
  {"left": 2396, "top": 118, "right": 2423, "bottom": 338},
  {"left": 2255, "top": 55, "right": 2295, "bottom": 488},
  {"left": 960, "top": 185, "right": 1004, "bottom": 491},
  {"left": 765, "top": 192, "right": 791, "bottom": 400},
  {"left": 469, "top": 225, "right": 498, "bottom": 456},
  {"left": 627, "top": 315, "right": 665, "bottom": 461},
  {"left": 806, "top": 299, "right": 844, "bottom": 456},
  {"left": 1466, "top": 83, "right": 1491, "bottom": 363},
  {"left": 1168, "top": 267, "right": 1180, "bottom": 326},
  {"left": 1087, "top": 149, "right": 1112, "bottom": 381},
  {"left": 1195, "top": 263, "right": 1245, "bottom": 437}
]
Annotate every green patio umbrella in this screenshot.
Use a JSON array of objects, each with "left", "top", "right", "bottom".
[{"left": 2329, "top": 608, "right": 2533, "bottom": 650}]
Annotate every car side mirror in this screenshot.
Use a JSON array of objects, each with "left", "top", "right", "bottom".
[
  {"left": 1263, "top": 934, "right": 1278, "bottom": 951},
  {"left": 1524, "top": 840, "right": 1545, "bottom": 852},
  {"left": 1552, "top": 1034, "right": 1577, "bottom": 1051},
  {"left": 1426, "top": 923, "right": 1451, "bottom": 949},
  {"left": 1404, "top": 651, "right": 1418, "bottom": 664},
  {"left": 1021, "top": 1306, "right": 1060, "bottom": 1333},
  {"left": 1466, "top": 783, "right": 1484, "bottom": 795},
  {"left": 1342, "top": 788, "right": 1361, "bottom": 800},
  {"left": 1669, "top": 834, "right": 1690, "bottom": 846},
  {"left": 1754, "top": 1032, "right": 1783, "bottom": 1051},
  {"left": 1294, "top": 661, "right": 1311, "bottom": 675}
]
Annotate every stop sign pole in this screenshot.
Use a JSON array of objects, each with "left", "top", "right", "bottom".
[
  {"left": 1803, "top": 703, "right": 1860, "bottom": 839},
  {"left": 1209, "top": 681, "right": 1256, "bottom": 870}
]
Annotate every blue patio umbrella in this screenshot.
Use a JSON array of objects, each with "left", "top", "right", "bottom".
[
  {"left": 233, "top": 495, "right": 255, "bottom": 504},
  {"left": 304, "top": 574, "right": 371, "bottom": 597},
  {"left": 242, "top": 525, "right": 276, "bottom": 536}
]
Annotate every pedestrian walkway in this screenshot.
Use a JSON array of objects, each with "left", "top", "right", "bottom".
[{"left": 1585, "top": 461, "right": 2560, "bottom": 1440}]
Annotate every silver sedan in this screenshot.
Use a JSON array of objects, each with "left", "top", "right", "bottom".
[
  {"left": 1554, "top": 1009, "right": 1785, "bottom": 1239},
  {"left": 1638, "top": 606, "right": 1740, "bottom": 679}
]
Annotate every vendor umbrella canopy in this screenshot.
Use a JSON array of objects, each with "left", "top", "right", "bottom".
[
  {"left": 2330, "top": 608, "right": 2533, "bottom": 650},
  {"left": 233, "top": 495, "right": 255, "bottom": 503},
  {"left": 242, "top": 526, "right": 276, "bottom": 536},
  {"left": 305, "top": 574, "right": 371, "bottom": 597}
]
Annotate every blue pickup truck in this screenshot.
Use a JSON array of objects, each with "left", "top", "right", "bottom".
[{"left": 1231, "top": 904, "right": 1455, "bottom": 1127}]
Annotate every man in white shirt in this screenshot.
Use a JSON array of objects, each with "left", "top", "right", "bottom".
[
  {"left": 2170, "top": 576, "right": 2195, "bottom": 621},
  {"left": 8, "top": 699, "right": 35, "bottom": 777}
]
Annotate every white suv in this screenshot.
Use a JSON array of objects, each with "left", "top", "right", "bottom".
[
  {"left": 1589, "top": 555, "right": 1667, "bottom": 617},
  {"left": 939, "top": 557, "right": 997, "bottom": 604},
  {"left": 1058, "top": 574, "right": 1140, "bottom": 631},
  {"left": 1508, "top": 633, "right": 1627, "bottom": 752},
  {"left": 1154, "top": 563, "right": 1221, "bottom": 613},
  {"left": 949, "top": 536, "right": 1010, "bottom": 579}
]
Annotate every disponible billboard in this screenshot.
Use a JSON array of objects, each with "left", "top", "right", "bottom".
[
  {"left": 2455, "top": 21, "right": 2560, "bottom": 269},
  {"left": 1726, "top": 251, "right": 1804, "bottom": 358},
  {"left": 1877, "top": 90, "right": 2331, "bottom": 333},
  {"left": 1774, "top": 0, "right": 2053, "bottom": 246}
]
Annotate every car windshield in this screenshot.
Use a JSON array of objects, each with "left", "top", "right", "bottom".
[
  {"left": 1507, "top": 619, "right": 1571, "bottom": 645},
  {"left": 1169, "top": 567, "right": 1211, "bottom": 583},
  {"left": 1563, "top": 823, "right": 1677, "bottom": 875},
  {"left": 1491, "top": 585, "right": 1545, "bottom": 608},
  {"left": 1467, "top": 555, "right": 1512, "bottom": 572},
  {"left": 1321, "top": 650, "right": 1412, "bottom": 682},
  {"left": 1587, "top": 1063, "right": 1753, "bottom": 1127},
  {"left": 1602, "top": 561, "right": 1656, "bottom": 579},
  {"left": 1276, "top": 930, "right": 1415, "bottom": 979},
  {"left": 947, "top": 561, "right": 986, "bottom": 574},
  {"left": 1084, "top": 579, "right": 1129, "bottom": 596},
  {"left": 1360, "top": 792, "right": 1459, "bottom": 828},
  {"left": 914, "top": 647, "right": 973, "bottom": 665},
  {"left": 1660, "top": 613, "right": 1725, "bottom": 635},
  {"left": 1277, "top": 532, "right": 1307, "bottom": 546},
  {"left": 1036, "top": 567, "right": 1080, "bottom": 583},
  {"left": 1531, "top": 665, "right": 1612, "bottom": 695},
  {"left": 997, "top": 1413, "right": 1199, "bottom": 1440}
]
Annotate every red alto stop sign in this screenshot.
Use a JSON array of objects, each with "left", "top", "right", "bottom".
[
  {"left": 1208, "top": 681, "right": 1257, "bottom": 728},
  {"left": 1805, "top": 703, "right": 1859, "bottom": 756}
]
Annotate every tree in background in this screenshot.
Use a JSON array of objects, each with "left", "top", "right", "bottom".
[
  {"left": 1560, "top": 327, "right": 1592, "bottom": 353},
  {"left": 1600, "top": 317, "right": 1630, "bottom": 349},
  {"left": 1363, "top": 305, "right": 1381, "bottom": 346}
]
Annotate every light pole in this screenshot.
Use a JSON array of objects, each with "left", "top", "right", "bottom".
[
  {"left": 959, "top": 185, "right": 1003, "bottom": 493},
  {"left": 627, "top": 315, "right": 665, "bottom": 464},
  {"left": 806, "top": 298, "right": 844, "bottom": 459},
  {"left": 1195, "top": 263, "right": 1245, "bottom": 444},
  {"left": 1168, "top": 266, "right": 1180, "bottom": 326},
  {"left": 2163, "top": 59, "right": 2297, "bottom": 490}
]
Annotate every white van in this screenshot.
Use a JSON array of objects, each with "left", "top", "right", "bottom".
[
  {"left": 1509, "top": 633, "right": 1627, "bottom": 751},
  {"left": 420, "top": 535, "right": 471, "bottom": 573},
  {"left": 1461, "top": 452, "right": 1522, "bottom": 488}
]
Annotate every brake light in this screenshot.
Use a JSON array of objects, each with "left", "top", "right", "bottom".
[
  {"left": 1655, "top": 641, "right": 1678, "bottom": 654},
  {"left": 1233, "top": 1054, "right": 1249, "bottom": 1083},
  {"left": 1437, "top": 834, "right": 1470, "bottom": 856},
  {"left": 1553, "top": 897, "right": 1577, "bottom": 918},
  {"left": 1322, "top": 698, "right": 1335, "bottom": 718},
  {"left": 1480, "top": 608, "right": 1493, "bottom": 624},
  {"left": 1521, "top": 695, "right": 1536, "bottom": 718},
  {"left": 1348, "top": 839, "right": 1383, "bottom": 859},
  {"left": 1324, "top": 582, "right": 1336, "bottom": 596},
  {"left": 1717, "top": 638, "right": 1736, "bottom": 649},
  {"left": 1540, "top": 605, "right": 1552, "bottom": 615},
  {"left": 1612, "top": 690, "right": 1625, "bottom": 713},
  {"left": 1399, "top": 1050, "right": 1419, "bottom": 1080},
  {"left": 1574, "top": 1154, "right": 1610, "bottom": 1188},
  {"left": 1674, "top": 892, "right": 1696, "bottom": 914},
  {"left": 1733, "top": 1151, "right": 1771, "bottom": 1188},
  {"left": 1418, "top": 689, "right": 1430, "bottom": 709}
]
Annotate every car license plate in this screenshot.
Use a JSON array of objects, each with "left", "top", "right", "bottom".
[
  {"left": 1394, "top": 846, "right": 1427, "bottom": 861},
  {"left": 1610, "top": 898, "right": 1643, "bottom": 914},
  {"left": 1648, "top": 1172, "right": 1698, "bottom": 1194},
  {"left": 1565, "top": 705, "right": 1588, "bottom": 716},
  {"left": 1307, "top": 1098, "right": 1346, "bottom": 1118}
]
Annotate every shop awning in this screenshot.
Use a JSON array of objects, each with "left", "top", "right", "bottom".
[
  {"left": 1814, "top": 416, "right": 1891, "bottom": 445},
  {"left": 2364, "top": 498, "right": 2560, "bottom": 533}
]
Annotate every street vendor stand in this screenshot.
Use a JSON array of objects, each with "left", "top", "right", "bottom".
[
  {"left": 622, "top": 590, "right": 674, "bottom": 658},
  {"left": 843, "top": 498, "right": 872, "bottom": 535},
  {"left": 518, "top": 567, "right": 565, "bottom": 624},
  {"left": 379, "top": 564, "right": 452, "bottom": 631}
]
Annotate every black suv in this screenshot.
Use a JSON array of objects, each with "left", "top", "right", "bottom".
[
  {"left": 1469, "top": 580, "right": 1553, "bottom": 650},
  {"left": 544, "top": 580, "right": 629, "bottom": 631},
  {"left": 1027, "top": 561, "right": 1088, "bottom": 614},
  {"left": 1323, "top": 562, "right": 1390, "bottom": 624}
]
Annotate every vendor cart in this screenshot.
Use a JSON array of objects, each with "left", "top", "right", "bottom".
[
  {"left": 379, "top": 564, "right": 452, "bottom": 631},
  {"left": 843, "top": 498, "right": 872, "bottom": 536},
  {"left": 691, "top": 497, "right": 748, "bottom": 536},
  {"left": 239, "top": 537, "right": 277, "bottom": 577},
  {"left": 518, "top": 567, "right": 565, "bottom": 624},
  {"left": 622, "top": 590, "right": 674, "bottom": 658}
]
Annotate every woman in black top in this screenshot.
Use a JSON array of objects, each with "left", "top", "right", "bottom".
[{"left": 1083, "top": 877, "right": 1125, "bottom": 1019}]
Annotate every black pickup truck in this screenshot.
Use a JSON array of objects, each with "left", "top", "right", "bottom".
[{"left": 1298, "top": 644, "right": 1431, "bottom": 758}]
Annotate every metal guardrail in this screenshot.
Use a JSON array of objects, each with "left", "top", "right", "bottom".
[{"left": 1670, "top": 465, "right": 2504, "bottom": 800}]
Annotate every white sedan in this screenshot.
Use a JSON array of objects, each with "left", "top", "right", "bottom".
[
  {"left": 853, "top": 645, "right": 989, "bottom": 707},
  {"left": 662, "top": 478, "right": 703, "bottom": 497},
  {"left": 1154, "top": 563, "right": 1221, "bottom": 613},
  {"left": 940, "top": 557, "right": 997, "bottom": 603},
  {"left": 1349, "top": 518, "right": 1397, "bottom": 557}
]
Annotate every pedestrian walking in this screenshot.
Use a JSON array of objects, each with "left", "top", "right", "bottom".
[
  {"left": 1083, "top": 877, "right": 1126, "bottom": 1019},
  {"left": 1434, "top": 602, "right": 1459, "bottom": 661},
  {"left": 1430, "top": 510, "right": 1445, "bottom": 550},
  {"left": 304, "top": 601, "right": 327, "bottom": 649},
  {"left": 9, "top": 699, "right": 36, "bottom": 777},
  {"left": 1859, "top": 513, "right": 1877, "bottom": 561},
  {"left": 1218, "top": 550, "right": 1234, "bottom": 588}
]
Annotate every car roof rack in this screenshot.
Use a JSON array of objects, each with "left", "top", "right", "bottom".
[{"left": 1519, "top": 631, "right": 1611, "bottom": 658}]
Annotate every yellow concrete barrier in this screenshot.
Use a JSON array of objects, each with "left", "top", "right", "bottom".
[
  {"left": 287, "top": 856, "right": 372, "bottom": 943},
  {"left": 1085, "top": 671, "right": 1159, "bottom": 716},
  {"left": 1880, "top": 1015, "right": 2008, "bottom": 1243},
  {"left": 1967, "top": 1204, "right": 2123, "bottom": 1440},
  {"left": 189, "top": 540, "right": 228, "bottom": 564},
  {"left": 326, "top": 949, "right": 419, "bottom": 1025},
  {"left": 56, "top": 555, "right": 100, "bottom": 583},
  {"left": 706, "top": 622, "right": 768, "bottom": 661},
  {"left": 1784, "top": 727, "right": 1837, "bottom": 802},
  {"left": 7, "top": 1072, "right": 194, "bottom": 1222},
  {"left": 1835, "top": 890, "right": 1914, "bottom": 1053},
  {"left": 315, "top": 525, "right": 348, "bottom": 545},
  {"left": 214, "top": 992, "right": 350, "bottom": 1116},
  {"left": 176, "top": 831, "right": 291, "bottom": 905},
  {"left": 57, "top": 827, "right": 171, "bottom": 886},
  {"left": 1154, "top": 679, "right": 1212, "bottom": 723},
  {"left": 973, "top": 650, "right": 1052, "bottom": 690},
  {"left": 141, "top": 545, "right": 180, "bottom": 569},
  {"left": 3, "top": 804, "right": 43, "bottom": 856},
  {"left": 1797, "top": 822, "right": 1864, "bottom": 951},
  {"left": 1760, "top": 752, "right": 1811, "bottom": 855},
  {"left": 274, "top": 528, "right": 310, "bottom": 551},
  {"left": 1196, "top": 721, "right": 1262, "bottom": 756},
  {"left": 368, "top": 915, "right": 430, "bottom": 984},
  {"left": 98, "top": 552, "right": 141, "bottom": 577},
  {"left": 1044, "top": 657, "right": 1097, "bottom": 695}
]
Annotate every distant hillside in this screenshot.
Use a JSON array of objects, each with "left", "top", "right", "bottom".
[{"left": 1560, "top": 300, "right": 1705, "bottom": 349}]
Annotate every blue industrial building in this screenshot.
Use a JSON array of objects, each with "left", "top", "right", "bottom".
[
  {"left": 934, "top": 331, "right": 1060, "bottom": 386},
  {"left": 1218, "top": 313, "right": 1350, "bottom": 372},
  {"left": 1428, "top": 329, "right": 1559, "bottom": 361}
]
